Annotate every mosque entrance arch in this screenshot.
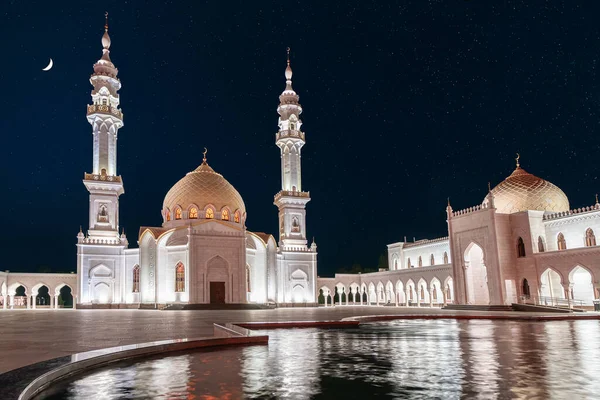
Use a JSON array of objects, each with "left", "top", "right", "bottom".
[
  {"left": 207, "top": 256, "right": 228, "bottom": 304},
  {"left": 464, "top": 242, "right": 490, "bottom": 305}
]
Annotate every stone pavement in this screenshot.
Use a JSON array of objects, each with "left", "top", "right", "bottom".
[{"left": 0, "top": 306, "right": 596, "bottom": 373}]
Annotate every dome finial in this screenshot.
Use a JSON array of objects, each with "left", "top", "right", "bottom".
[
  {"left": 105, "top": 11, "right": 109, "bottom": 31},
  {"left": 515, "top": 152, "right": 520, "bottom": 168},
  {"left": 203, "top": 147, "right": 208, "bottom": 164},
  {"left": 285, "top": 47, "right": 293, "bottom": 81},
  {"left": 596, "top": 193, "right": 599, "bottom": 205}
]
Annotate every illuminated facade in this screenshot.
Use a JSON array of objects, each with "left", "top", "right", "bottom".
[
  {"left": 319, "top": 157, "right": 600, "bottom": 308},
  {"left": 0, "top": 19, "right": 317, "bottom": 309}
]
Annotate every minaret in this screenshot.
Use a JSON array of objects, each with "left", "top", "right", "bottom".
[
  {"left": 274, "top": 48, "right": 311, "bottom": 249},
  {"left": 82, "top": 12, "right": 125, "bottom": 242}
]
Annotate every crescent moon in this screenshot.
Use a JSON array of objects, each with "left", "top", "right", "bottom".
[{"left": 42, "top": 58, "right": 53, "bottom": 71}]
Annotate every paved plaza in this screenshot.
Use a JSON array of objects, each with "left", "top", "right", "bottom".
[{"left": 0, "top": 306, "right": 597, "bottom": 373}]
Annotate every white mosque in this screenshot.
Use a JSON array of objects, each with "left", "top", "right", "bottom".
[
  {"left": 319, "top": 155, "right": 600, "bottom": 309},
  {"left": 0, "top": 19, "right": 317, "bottom": 308}
]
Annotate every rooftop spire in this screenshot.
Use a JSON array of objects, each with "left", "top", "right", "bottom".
[
  {"left": 203, "top": 147, "right": 208, "bottom": 164},
  {"left": 285, "top": 47, "right": 293, "bottom": 82},
  {"left": 105, "top": 11, "right": 109, "bottom": 31},
  {"left": 515, "top": 152, "right": 520, "bottom": 168}
]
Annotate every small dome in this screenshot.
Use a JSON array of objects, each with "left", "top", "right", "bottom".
[
  {"left": 163, "top": 160, "right": 246, "bottom": 221},
  {"left": 484, "top": 166, "right": 569, "bottom": 214}
]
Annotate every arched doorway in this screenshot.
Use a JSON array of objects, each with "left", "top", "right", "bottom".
[
  {"left": 569, "top": 266, "right": 595, "bottom": 306},
  {"left": 36, "top": 285, "right": 51, "bottom": 306},
  {"left": 540, "top": 268, "right": 564, "bottom": 305},
  {"left": 464, "top": 243, "right": 490, "bottom": 305},
  {"left": 207, "top": 256, "right": 228, "bottom": 304},
  {"left": 57, "top": 285, "right": 73, "bottom": 308}
]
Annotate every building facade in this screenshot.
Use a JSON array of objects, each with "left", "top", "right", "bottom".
[
  {"left": 1, "top": 20, "right": 317, "bottom": 309},
  {"left": 318, "top": 158, "right": 600, "bottom": 308}
]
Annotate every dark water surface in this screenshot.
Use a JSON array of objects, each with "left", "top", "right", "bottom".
[{"left": 38, "top": 319, "right": 600, "bottom": 399}]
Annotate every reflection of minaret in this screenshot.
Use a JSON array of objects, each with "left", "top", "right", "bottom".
[
  {"left": 274, "top": 48, "right": 311, "bottom": 250},
  {"left": 82, "top": 12, "right": 125, "bottom": 242}
]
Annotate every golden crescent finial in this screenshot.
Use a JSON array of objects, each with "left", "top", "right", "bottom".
[
  {"left": 203, "top": 147, "right": 208, "bottom": 163},
  {"left": 104, "top": 11, "right": 109, "bottom": 31},
  {"left": 286, "top": 47, "right": 290, "bottom": 66},
  {"left": 596, "top": 193, "right": 598, "bottom": 204},
  {"left": 515, "top": 153, "right": 520, "bottom": 168}
]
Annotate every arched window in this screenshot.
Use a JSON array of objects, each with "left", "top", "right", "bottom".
[
  {"left": 538, "top": 236, "right": 545, "bottom": 252},
  {"left": 222, "top": 209, "right": 230, "bottom": 221},
  {"left": 205, "top": 208, "right": 214, "bottom": 219},
  {"left": 430, "top": 254, "right": 435, "bottom": 266},
  {"left": 585, "top": 228, "right": 596, "bottom": 247},
  {"left": 165, "top": 209, "right": 171, "bottom": 221},
  {"left": 432, "top": 287, "right": 437, "bottom": 301},
  {"left": 522, "top": 278, "right": 531, "bottom": 299},
  {"left": 418, "top": 256, "right": 422, "bottom": 267},
  {"left": 420, "top": 286, "right": 425, "bottom": 299},
  {"left": 132, "top": 265, "right": 140, "bottom": 293},
  {"left": 443, "top": 252, "right": 448, "bottom": 264},
  {"left": 557, "top": 233, "right": 567, "bottom": 250},
  {"left": 175, "top": 263, "right": 185, "bottom": 292},
  {"left": 189, "top": 207, "right": 198, "bottom": 219},
  {"left": 407, "top": 258, "right": 412, "bottom": 268},
  {"left": 175, "top": 208, "right": 182, "bottom": 220},
  {"left": 234, "top": 211, "right": 240, "bottom": 223},
  {"left": 393, "top": 259, "right": 398, "bottom": 270},
  {"left": 517, "top": 237, "right": 526, "bottom": 258}
]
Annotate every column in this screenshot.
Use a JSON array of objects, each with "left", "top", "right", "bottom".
[
  {"left": 429, "top": 287, "right": 434, "bottom": 308},
  {"left": 417, "top": 289, "right": 421, "bottom": 307},
  {"left": 595, "top": 286, "right": 600, "bottom": 300},
  {"left": 360, "top": 290, "right": 363, "bottom": 306},
  {"left": 27, "top": 295, "right": 31, "bottom": 309},
  {"left": 376, "top": 290, "right": 380, "bottom": 306},
  {"left": 32, "top": 295, "right": 37, "bottom": 309},
  {"left": 395, "top": 291, "right": 398, "bottom": 307},
  {"left": 405, "top": 288, "right": 410, "bottom": 306},
  {"left": 345, "top": 288, "right": 349, "bottom": 306},
  {"left": 10, "top": 294, "right": 14, "bottom": 309},
  {"left": 2, "top": 294, "right": 6, "bottom": 309},
  {"left": 563, "top": 284, "right": 572, "bottom": 309},
  {"left": 443, "top": 289, "right": 448, "bottom": 307}
]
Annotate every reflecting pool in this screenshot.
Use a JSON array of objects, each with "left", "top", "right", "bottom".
[{"left": 37, "top": 319, "right": 600, "bottom": 399}]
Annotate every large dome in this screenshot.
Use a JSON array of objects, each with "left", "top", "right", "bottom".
[
  {"left": 484, "top": 166, "right": 569, "bottom": 214},
  {"left": 163, "top": 160, "right": 246, "bottom": 222}
]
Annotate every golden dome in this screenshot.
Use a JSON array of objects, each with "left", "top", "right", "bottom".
[
  {"left": 484, "top": 166, "right": 569, "bottom": 214},
  {"left": 163, "top": 159, "right": 246, "bottom": 219}
]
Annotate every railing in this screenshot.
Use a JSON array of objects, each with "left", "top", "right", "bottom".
[
  {"left": 520, "top": 295, "right": 585, "bottom": 308},
  {"left": 404, "top": 236, "right": 449, "bottom": 248},
  {"left": 87, "top": 104, "right": 123, "bottom": 120},
  {"left": 81, "top": 237, "right": 123, "bottom": 245},
  {"left": 84, "top": 173, "right": 122, "bottom": 183},
  {"left": 543, "top": 204, "right": 600, "bottom": 221},
  {"left": 274, "top": 190, "right": 310, "bottom": 202},
  {"left": 276, "top": 130, "right": 305, "bottom": 141},
  {"left": 452, "top": 203, "right": 489, "bottom": 217}
]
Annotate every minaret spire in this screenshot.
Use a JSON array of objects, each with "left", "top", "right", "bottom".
[{"left": 274, "top": 48, "right": 311, "bottom": 250}]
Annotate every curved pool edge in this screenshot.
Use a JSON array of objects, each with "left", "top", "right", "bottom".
[
  {"left": 343, "top": 313, "right": 600, "bottom": 323},
  {"left": 5, "top": 323, "right": 267, "bottom": 400}
]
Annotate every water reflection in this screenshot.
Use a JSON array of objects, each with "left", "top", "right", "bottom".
[{"left": 38, "top": 320, "right": 600, "bottom": 399}]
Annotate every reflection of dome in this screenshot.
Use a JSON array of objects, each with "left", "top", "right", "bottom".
[
  {"left": 163, "top": 160, "right": 246, "bottom": 217},
  {"left": 484, "top": 166, "right": 569, "bottom": 214}
]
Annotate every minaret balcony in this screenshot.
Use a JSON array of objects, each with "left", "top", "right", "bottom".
[
  {"left": 274, "top": 190, "right": 310, "bottom": 203},
  {"left": 84, "top": 173, "right": 122, "bottom": 183},
  {"left": 276, "top": 130, "right": 305, "bottom": 142},
  {"left": 87, "top": 104, "right": 123, "bottom": 120}
]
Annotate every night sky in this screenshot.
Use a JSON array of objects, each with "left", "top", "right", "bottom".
[{"left": 3, "top": 2, "right": 600, "bottom": 276}]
